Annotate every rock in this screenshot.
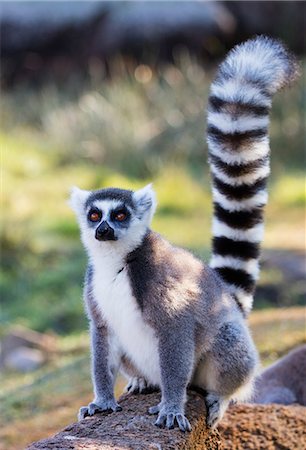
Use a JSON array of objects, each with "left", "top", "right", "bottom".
[
  {"left": 27, "top": 391, "right": 221, "bottom": 449},
  {"left": 26, "top": 391, "right": 306, "bottom": 449},
  {"left": 257, "top": 249, "right": 306, "bottom": 307},
  {"left": 262, "top": 250, "right": 306, "bottom": 282},
  {"left": 219, "top": 403, "right": 306, "bottom": 449},
  {"left": 0, "top": 325, "right": 57, "bottom": 371},
  {"left": 4, "top": 346, "right": 45, "bottom": 372}
]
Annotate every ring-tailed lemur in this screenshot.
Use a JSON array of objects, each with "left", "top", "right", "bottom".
[
  {"left": 70, "top": 36, "right": 299, "bottom": 431},
  {"left": 253, "top": 345, "right": 306, "bottom": 406}
]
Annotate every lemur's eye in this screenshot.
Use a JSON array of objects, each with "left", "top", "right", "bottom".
[
  {"left": 114, "top": 211, "right": 127, "bottom": 222},
  {"left": 88, "top": 209, "right": 102, "bottom": 222}
]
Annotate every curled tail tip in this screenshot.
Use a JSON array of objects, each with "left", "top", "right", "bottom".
[
  {"left": 218, "top": 35, "right": 300, "bottom": 95},
  {"left": 249, "top": 35, "right": 301, "bottom": 89}
]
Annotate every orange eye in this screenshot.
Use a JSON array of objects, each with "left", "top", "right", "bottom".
[
  {"left": 115, "top": 212, "right": 127, "bottom": 222},
  {"left": 88, "top": 209, "right": 101, "bottom": 222}
]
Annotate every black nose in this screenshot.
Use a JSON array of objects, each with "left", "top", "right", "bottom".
[{"left": 95, "top": 221, "right": 116, "bottom": 241}]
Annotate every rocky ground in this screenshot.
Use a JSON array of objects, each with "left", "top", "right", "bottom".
[
  {"left": 27, "top": 392, "right": 306, "bottom": 450},
  {"left": 219, "top": 403, "right": 306, "bottom": 450}
]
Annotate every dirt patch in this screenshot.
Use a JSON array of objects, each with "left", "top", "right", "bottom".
[
  {"left": 220, "top": 403, "right": 306, "bottom": 450},
  {"left": 27, "top": 392, "right": 306, "bottom": 449}
]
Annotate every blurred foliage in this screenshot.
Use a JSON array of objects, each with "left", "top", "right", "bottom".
[
  {"left": 0, "top": 54, "right": 305, "bottom": 450},
  {"left": 1, "top": 56, "right": 305, "bottom": 336}
]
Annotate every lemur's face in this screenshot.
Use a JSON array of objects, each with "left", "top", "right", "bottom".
[{"left": 69, "top": 185, "right": 156, "bottom": 252}]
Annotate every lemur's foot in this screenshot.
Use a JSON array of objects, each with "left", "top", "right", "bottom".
[
  {"left": 156, "top": 411, "right": 192, "bottom": 432},
  {"left": 78, "top": 399, "right": 122, "bottom": 421},
  {"left": 125, "top": 376, "right": 158, "bottom": 394},
  {"left": 205, "top": 392, "right": 228, "bottom": 428},
  {"left": 149, "top": 403, "right": 191, "bottom": 432}
]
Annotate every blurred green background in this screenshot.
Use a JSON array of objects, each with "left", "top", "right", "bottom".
[
  {"left": 1, "top": 2, "right": 305, "bottom": 449},
  {"left": 1, "top": 56, "right": 305, "bottom": 449}
]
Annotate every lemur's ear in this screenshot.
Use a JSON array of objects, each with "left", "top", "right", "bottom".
[
  {"left": 133, "top": 184, "right": 157, "bottom": 222},
  {"left": 69, "top": 186, "right": 90, "bottom": 214}
]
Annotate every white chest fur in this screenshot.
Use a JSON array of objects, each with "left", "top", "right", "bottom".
[{"left": 92, "top": 255, "right": 161, "bottom": 386}]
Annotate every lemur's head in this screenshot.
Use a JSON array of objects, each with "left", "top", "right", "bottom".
[{"left": 69, "top": 184, "right": 156, "bottom": 254}]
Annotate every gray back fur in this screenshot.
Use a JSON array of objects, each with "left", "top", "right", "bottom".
[{"left": 253, "top": 345, "right": 306, "bottom": 406}]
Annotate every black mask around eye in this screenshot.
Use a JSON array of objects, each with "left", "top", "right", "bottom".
[{"left": 95, "top": 221, "right": 117, "bottom": 241}]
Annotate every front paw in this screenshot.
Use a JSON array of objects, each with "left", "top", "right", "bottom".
[
  {"left": 78, "top": 399, "right": 122, "bottom": 421},
  {"left": 156, "top": 411, "right": 191, "bottom": 432},
  {"left": 149, "top": 404, "right": 191, "bottom": 432}
]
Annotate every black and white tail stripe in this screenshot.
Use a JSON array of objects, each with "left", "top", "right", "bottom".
[{"left": 207, "top": 36, "right": 300, "bottom": 315}]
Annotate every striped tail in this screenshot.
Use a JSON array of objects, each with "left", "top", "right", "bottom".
[{"left": 207, "top": 36, "right": 300, "bottom": 315}]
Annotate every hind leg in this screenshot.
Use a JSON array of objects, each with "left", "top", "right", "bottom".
[
  {"left": 192, "top": 357, "right": 231, "bottom": 428},
  {"left": 204, "top": 392, "right": 230, "bottom": 428},
  {"left": 193, "top": 321, "right": 258, "bottom": 428}
]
